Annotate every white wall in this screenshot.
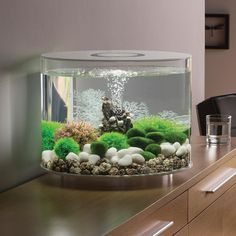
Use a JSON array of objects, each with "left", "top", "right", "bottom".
[
  {"left": 0, "top": 0, "right": 204, "bottom": 190},
  {"left": 205, "top": 0, "right": 236, "bottom": 98}
]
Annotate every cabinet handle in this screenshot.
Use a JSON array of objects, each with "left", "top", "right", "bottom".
[
  {"left": 151, "top": 221, "right": 174, "bottom": 236},
  {"left": 204, "top": 168, "right": 236, "bottom": 193}
]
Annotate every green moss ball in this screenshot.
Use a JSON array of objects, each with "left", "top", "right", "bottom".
[
  {"left": 164, "top": 131, "right": 187, "bottom": 144},
  {"left": 91, "top": 141, "right": 108, "bottom": 157},
  {"left": 126, "top": 128, "right": 146, "bottom": 138},
  {"left": 54, "top": 137, "right": 80, "bottom": 159},
  {"left": 99, "top": 132, "right": 128, "bottom": 150},
  {"left": 127, "top": 137, "right": 155, "bottom": 150},
  {"left": 145, "top": 144, "right": 161, "bottom": 155},
  {"left": 144, "top": 126, "right": 159, "bottom": 133},
  {"left": 183, "top": 128, "right": 191, "bottom": 137},
  {"left": 145, "top": 132, "right": 164, "bottom": 143},
  {"left": 141, "top": 151, "right": 156, "bottom": 161}
]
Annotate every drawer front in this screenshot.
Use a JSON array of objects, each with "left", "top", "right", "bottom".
[
  {"left": 188, "top": 156, "right": 236, "bottom": 221},
  {"left": 107, "top": 192, "right": 187, "bottom": 236}
]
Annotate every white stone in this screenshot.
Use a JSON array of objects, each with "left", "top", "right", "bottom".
[
  {"left": 42, "top": 150, "right": 53, "bottom": 163},
  {"left": 118, "top": 120, "right": 124, "bottom": 126},
  {"left": 117, "top": 149, "right": 130, "bottom": 158},
  {"left": 118, "top": 154, "right": 132, "bottom": 166},
  {"left": 173, "top": 142, "right": 181, "bottom": 151},
  {"left": 78, "top": 152, "right": 89, "bottom": 162},
  {"left": 160, "top": 142, "right": 171, "bottom": 146},
  {"left": 185, "top": 144, "right": 191, "bottom": 153},
  {"left": 131, "top": 154, "right": 145, "bottom": 164},
  {"left": 109, "top": 116, "right": 116, "bottom": 122},
  {"left": 82, "top": 144, "right": 92, "bottom": 154},
  {"left": 161, "top": 144, "right": 176, "bottom": 157},
  {"left": 176, "top": 146, "right": 188, "bottom": 157},
  {"left": 51, "top": 150, "right": 59, "bottom": 161},
  {"left": 127, "top": 147, "right": 143, "bottom": 155},
  {"left": 110, "top": 156, "right": 119, "bottom": 164},
  {"left": 105, "top": 147, "right": 117, "bottom": 159},
  {"left": 65, "top": 152, "right": 80, "bottom": 161},
  {"left": 184, "top": 138, "right": 190, "bottom": 145},
  {"left": 88, "top": 154, "right": 100, "bottom": 165}
]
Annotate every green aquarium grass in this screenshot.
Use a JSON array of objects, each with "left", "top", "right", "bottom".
[
  {"left": 133, "top": 116, "right": 187, "bottom": 134},
  {"left": 41, "top": 120, "right": 63, "bottom": 151}
]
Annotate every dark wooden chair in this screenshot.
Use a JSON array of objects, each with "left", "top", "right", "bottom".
[{"left": 196, "top": 93, "right": 236, "bottom": 136}]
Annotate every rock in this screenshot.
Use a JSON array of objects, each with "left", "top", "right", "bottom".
[
  {"left": 88, "top": 154, "right": 100, "bottom": 165},
  {"left": 127, "top": 147, "right": 143, "bottom": 154},
  {"left": 118, "top": 154, "right": 132, "bottom": 166},
  {"left": 105, "top": 147, "right": 117, "bottom": 159},
  {"left": 69, "top": 167, "right": 81, "bottom": 174},
  {"left": 42, "top": 150, "right": 58, "bottom": 163},
  {"left": 185, "top": 144, "right": 191, "bottom": 153},
  {"left": 82, "top": 144, "right": 92, "bottom": 154},
  {"left": 117, "top": 149, "right": 129, "bottom": 158},
  {"left": 78, "top": 152, "right": 89, "bottom": 162},
  {"left": 99, "top": 162, "right": 112, "bottom": 173},
  {"left": 161, "top": 143, "right": 176, "bottom": 157},
  {"left": 131, "top": 154, "right": 145, "bottom": 164},
  {"left": 65, "top": 152, "right": 80, "bottom": 161},
  {"left": 184, "top": 138, "right": 190, "bottom": 144},
  {"left": 173, "top": 142, "right": 181, "bottom": 151},
  {"left": 111, "top": 156, "right": 119, "bottom": 164},
  {"left": 176, "top": 146, "right": 187, "bottom": 157},
  {"left": 109, "top": 116, "right": 116, "bottom": 122},
  {"left": 118, "top": 120, "right": 124, "bottom": 126}
]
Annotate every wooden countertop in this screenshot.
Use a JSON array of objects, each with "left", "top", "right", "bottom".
[{"left": 1, "top": 137, "right": 236, "bottom": 236}]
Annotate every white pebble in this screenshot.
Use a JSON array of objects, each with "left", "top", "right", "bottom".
[
  {"left": 109, "top": 116, "right": 116, "bottom": 122},
  {"left": 184, "top": 138, "right": 190, "bottom": 145},
  {"left": 131, "top": 154, "right": 145, "bottom": 164},
  {"left": 173, "top": 142, "right": 181, "bottom": 151},
  {"left": 127, "top": 147, "right": 143, "bottom": 154},
  {"left": 111, "top": 156, "right": 119, "bottom": 164},
  {"left": 161, "top": 144, "right": 176, "bottom": 157},
  {"left": 117, "top": 149, "right": 129, "bottom": 158},
  {"left": 51, "top": 150, "right": 59, "bottom": 161},
  {"left": 65, "top": 152, "right": 80, "bottom": 161},
  {"left": 160, "top": 142, "right": 171, "bottom": 146},
  {"left": 118, "top": 120, "right": 124, "bottom": 126},
  {"left": 176, "top": 146, "right": 187, "bottom": 156},
  {"left": 82, "top": 144, "right": 91, "bottom": 154},
  {"left": 88, "top": 154, "right": 100, "bottom": 165},
  {"left": 185, "top": 144, "right": 191, "bottom": 153},
  {"left": 78, "top": 152, "right": 89, "bottom": 162},
  {"left": 42, "top": 150, "right": 53, "bottom": 163},
  {"left": 118, "top": 154, "right": 132, "bottom": 167},
  {"left": 105, "top": 147, "right": 117, "bottom": 159}
]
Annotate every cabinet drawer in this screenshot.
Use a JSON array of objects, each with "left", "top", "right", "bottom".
[
  {"left": 188, "top": 156, "right": 236, "bottom": 220},
  {"left": 107, "top": 192, "right": 187, "bottom": 236}
]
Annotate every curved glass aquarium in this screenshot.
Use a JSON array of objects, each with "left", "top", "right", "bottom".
[{"left": 41, "top": 50, "right": 191, "bottom": 177}]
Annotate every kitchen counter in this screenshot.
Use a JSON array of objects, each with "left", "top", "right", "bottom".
[{"left": 1, "top": 137, "right": 236, "bottom": 236}]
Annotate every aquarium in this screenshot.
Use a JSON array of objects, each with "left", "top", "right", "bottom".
[{"left": 41, "top": 50, "right": 191, "bottom": 176}]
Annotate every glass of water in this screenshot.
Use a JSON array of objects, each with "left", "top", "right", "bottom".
[{"left": 206, "top": 114, "right": 231, "bottom": 145}]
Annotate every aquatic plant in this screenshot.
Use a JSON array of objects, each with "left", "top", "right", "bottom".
[
  {"left": 145, "top": 144, "right": 161, "bottom": 155},
  {"left": 127, "top": 137, "right": 154, "bottom": 150},
  {"left": 73, "top": 89, "right": 105, "bottom": 127},
  {"left": 126, "top": 128, "right": 145, "bottom": 139},
  {"left": 141, "top": 151, "right": 156, "bottom": 161},
  {"left": 55, "top": 121, "right": 98, "bottom": 148},
  {"left": 164, "top": 131, "right": 187, "bottom": 144},
  {"left": 157, "top": 110, "right": 178, "bottom": 120},
  {"left": 99, "top": 132, "right": 129, "bottom": 150},
  {"left": 144, "top": 126, "right": 159, "bottom": 133},
  {"left": 91, "top": 141, "right": 108, "bottom": 157},
  {"left": 41, "top": 120, "right": 63, "bottom": 151},
  {"left": 54, "top": 137, "right": 80, "bottom": 159},
  {"left": 145, "top": 132, "right": 164, "bottom": 143},
  {"left": 133, "top": 116, "right": 187, "bottom": 134},
  {"left": 123, "top": 101, "right": 149, "bottom": 121}
]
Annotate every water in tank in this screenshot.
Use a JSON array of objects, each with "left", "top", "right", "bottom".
[{"left": 41, "top": 51, "right": 191, "bottom": 176}]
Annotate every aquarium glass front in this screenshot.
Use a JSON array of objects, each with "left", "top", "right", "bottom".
[{"left": 41, "top": 50, "right": 191, "bottom": 176}]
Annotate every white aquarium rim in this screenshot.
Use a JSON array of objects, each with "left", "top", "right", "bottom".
[{"left": 41, "top": 50, "right": 191, "bottom": 62}]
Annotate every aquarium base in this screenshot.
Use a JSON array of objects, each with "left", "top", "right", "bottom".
[{"left": 41, "top": 163, "right": 192, "bottom": 190}]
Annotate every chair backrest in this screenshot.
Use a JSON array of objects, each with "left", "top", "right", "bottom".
[{"left": 196, "top": 93, "right": 236, "bottom": 136}]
